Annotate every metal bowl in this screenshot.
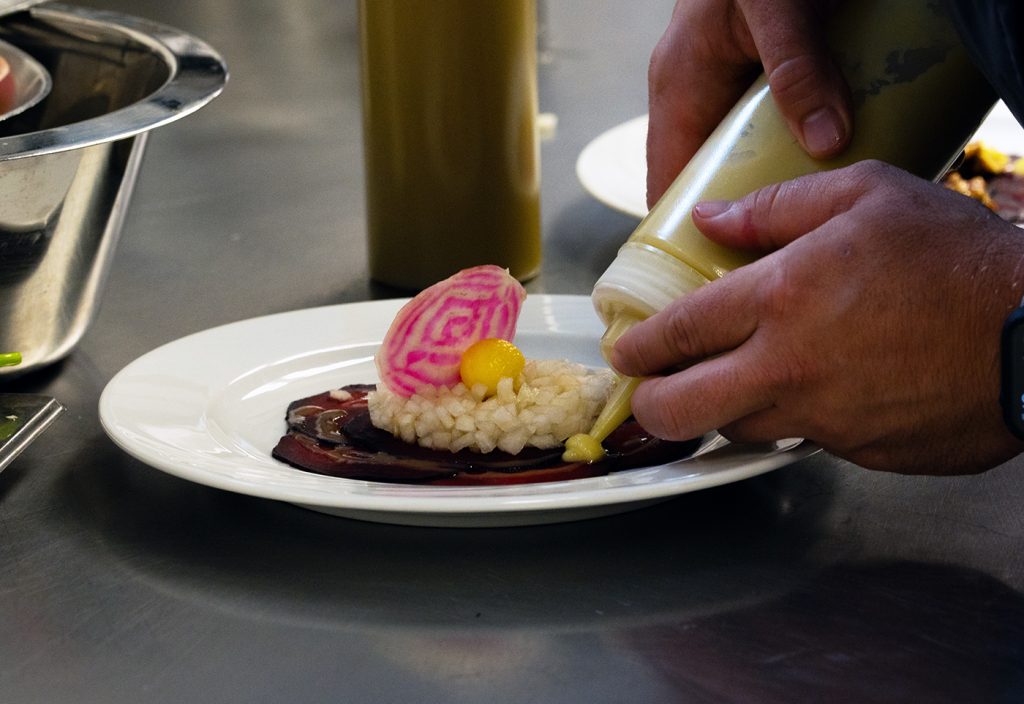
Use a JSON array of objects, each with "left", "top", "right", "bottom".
[
  {"left": 0, "top": 37, "right": 51, "bottom": 122},
  {"left": 0, "top": 3, "right": 227, "bottom": 376}
]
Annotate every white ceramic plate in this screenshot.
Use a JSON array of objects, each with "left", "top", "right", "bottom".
[
  {"left": 577, "top": 101, "right": 1024, "bottom": 219},
  {"left": 576, "top": 115, "right": 649, "bottom": 219},
  {"left": 99, "top": 295, "right": 817, "bottom": 527}
]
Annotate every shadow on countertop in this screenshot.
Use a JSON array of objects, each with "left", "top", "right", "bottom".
[
  {"left": 39, "top": 442, "right": 1024, "bottom": 702},
  {"left": 56, "top": 442, "right": 833, "bottom": 632}
]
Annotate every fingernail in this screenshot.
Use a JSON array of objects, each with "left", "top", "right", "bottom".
[
  {"left": 609, "top": 347, "right": 624, "bottom": 373},
  {"left": 693, "top": 200, "right": 732, "bottom": 219},
  {"left": 801, "top": 106, "right": 845, "bottom": 156},
  {"left": 609, "top": 340, "right": 630, "bottom": 375}
]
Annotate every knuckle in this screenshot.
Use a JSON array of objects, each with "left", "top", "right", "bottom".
[
  {"left": 777, "top": 350, "right": 817, "bottom": 391},
  {"left": 850, "top": 158, "right": 890, "bottom": 176},
  {"left": 749, "top": 181, "right": 785, "bottom": 217},
  {"left": 843, "top": 160, "right": 895, "bottom": 196},
  {"left": 751, "top": 349, "right": 815, "bottom": 403},
  {"left": 635, "top": 381, "right": 692, "bottom": 440},
  {"left": 834, "top": 160, "right": 918, "bottom": 217},
  {"left": 745, "top": 181, "right": 792, "bottom": 237},
  {"left": 748, "top": 287, "right": 820, "bottom": 394},
  {"left": 650, "top": 4, "right": 758, "bottom": 99},
  {"left": 726, "top": 5, "right": 757, "bottom": 59},
  {"left": 647, "top": 39, "right": 673, "bottom": 96},
  {"left": 662, "top": 303, "right": 707, "bottom": 359},
  {"left": 610, "top": 334, "right": 640, "bottom": 375},
  {"left": 765, "top": 53, "right": 828, "bottom": 113},
  {"left": 758, "top": 262, "right": 803, "bottom": 321},
  {"left": 656, "top": 402, "right": 694, "bottom": 441}
]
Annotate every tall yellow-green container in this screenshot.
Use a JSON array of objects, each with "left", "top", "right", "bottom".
[{"left": 360, "top": 0, "right": 541, "bottom": 291}]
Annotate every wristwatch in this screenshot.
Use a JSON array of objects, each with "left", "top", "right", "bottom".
[{"left": 1001, "top": 299, "right": 1024, "bottom": 440}]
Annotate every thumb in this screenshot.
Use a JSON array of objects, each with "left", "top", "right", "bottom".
[{"left": 738, "top": 0, "right": 853, "bottom": 159}]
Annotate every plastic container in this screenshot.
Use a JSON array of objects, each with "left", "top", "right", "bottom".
[{"left": 360, "top": 0, "right": 541, "bottom": 291}]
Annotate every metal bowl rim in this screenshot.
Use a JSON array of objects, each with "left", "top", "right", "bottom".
[
  {"left": 0, "top": 37, "right": 52, "bottom": 123},
  {"left": 0, "top": 2, "right": 227, "bottom": 161}
]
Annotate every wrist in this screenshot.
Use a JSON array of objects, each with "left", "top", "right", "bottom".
[{"left": 1001, "top": 298, "right": 1024, "bottom": 440}]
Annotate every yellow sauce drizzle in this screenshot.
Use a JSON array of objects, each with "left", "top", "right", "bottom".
[{"left": 562, "top": 375, "right": 642, "bottom": 462}]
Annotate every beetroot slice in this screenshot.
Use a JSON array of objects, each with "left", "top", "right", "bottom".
[
  {"left": 284, "top": 386, "right": 373, "bottom": 443},
  {"left": 375, "top": 265, "right": 527, "bottom": 397},
  {"left": 271, "top": 384, "right": 702, "bottom": 486},
  {"left": 273, "top": 433, "right": 457, "bottom": 482}
]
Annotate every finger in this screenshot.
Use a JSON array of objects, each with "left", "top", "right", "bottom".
[
  {"left": 611, "top": 269, "right": 759, "bottom": 377},
  {"left": 646, "top": 2, "right": 760, "bottom": 206},
  {"left": 629, "top": 345, "right": 775, "bottom": 441},
  {"left": 737, "top": 0, "right": 852, "bottom": 158},
  {"left": 692, "top": 160, "right": 894, "bottom": 251}
]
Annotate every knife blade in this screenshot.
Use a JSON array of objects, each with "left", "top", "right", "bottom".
[{"left": 0, "top": 393, "right": 64, "bottom": 473}]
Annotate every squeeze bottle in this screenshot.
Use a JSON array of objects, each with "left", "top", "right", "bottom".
[
  {"left": 359, "top": 0, "right": 540, "bottom": 291},
  {"left": 566, "top": 0, "right": 998, "bottom": 461}
]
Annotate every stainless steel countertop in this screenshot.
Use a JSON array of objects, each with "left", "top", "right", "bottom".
[{"left": 2, "top": 1, "right": 1023, "bottom": 702}]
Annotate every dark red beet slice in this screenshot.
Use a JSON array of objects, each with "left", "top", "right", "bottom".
[
  {"left": 272, "top": 384, "right": 700, "bottom": 486},
  {"left": 430, "top": 461, "right": 610, "bottom": 486},
  {"left": 273, "top": 433, "right": 457, "bottom": 483},
  {"left": 601, "top": 421, "right": 701, "bottom": 470},
  {"left": 285, "top": 385, "right": 374, "bottom": 442}
]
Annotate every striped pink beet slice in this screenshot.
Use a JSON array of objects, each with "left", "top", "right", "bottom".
[{"left": 376, "top": 265, "right": 527, "bottom": 396}]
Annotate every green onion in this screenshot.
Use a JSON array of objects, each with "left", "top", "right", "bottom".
[{"left": 0, "top": 414, "right": 18, "bottom": 441}]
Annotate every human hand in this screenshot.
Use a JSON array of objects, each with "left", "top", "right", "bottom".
[
  {"left": 613, "top": 160, "right": 1024, "bottom": 474},
  {"left": 647, "top": 0, "right": 853, "bottom": 206}
]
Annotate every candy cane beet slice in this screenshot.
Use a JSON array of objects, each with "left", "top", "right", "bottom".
[{"left": 376, "top": 265, "right": 527, "bottom": 396}]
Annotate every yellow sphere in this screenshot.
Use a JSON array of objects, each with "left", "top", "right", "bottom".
[{"left": 459, "top": 338, "right": 525, "bottom": 396}]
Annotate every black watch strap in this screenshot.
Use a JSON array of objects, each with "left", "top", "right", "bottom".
[{"left": 1000, "top": 303, "right": 1024, "bottom": 440}]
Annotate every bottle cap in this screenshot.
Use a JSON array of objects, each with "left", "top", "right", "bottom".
[{"left": 592, "top": 242, "right": 709, "bottom": 326}]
